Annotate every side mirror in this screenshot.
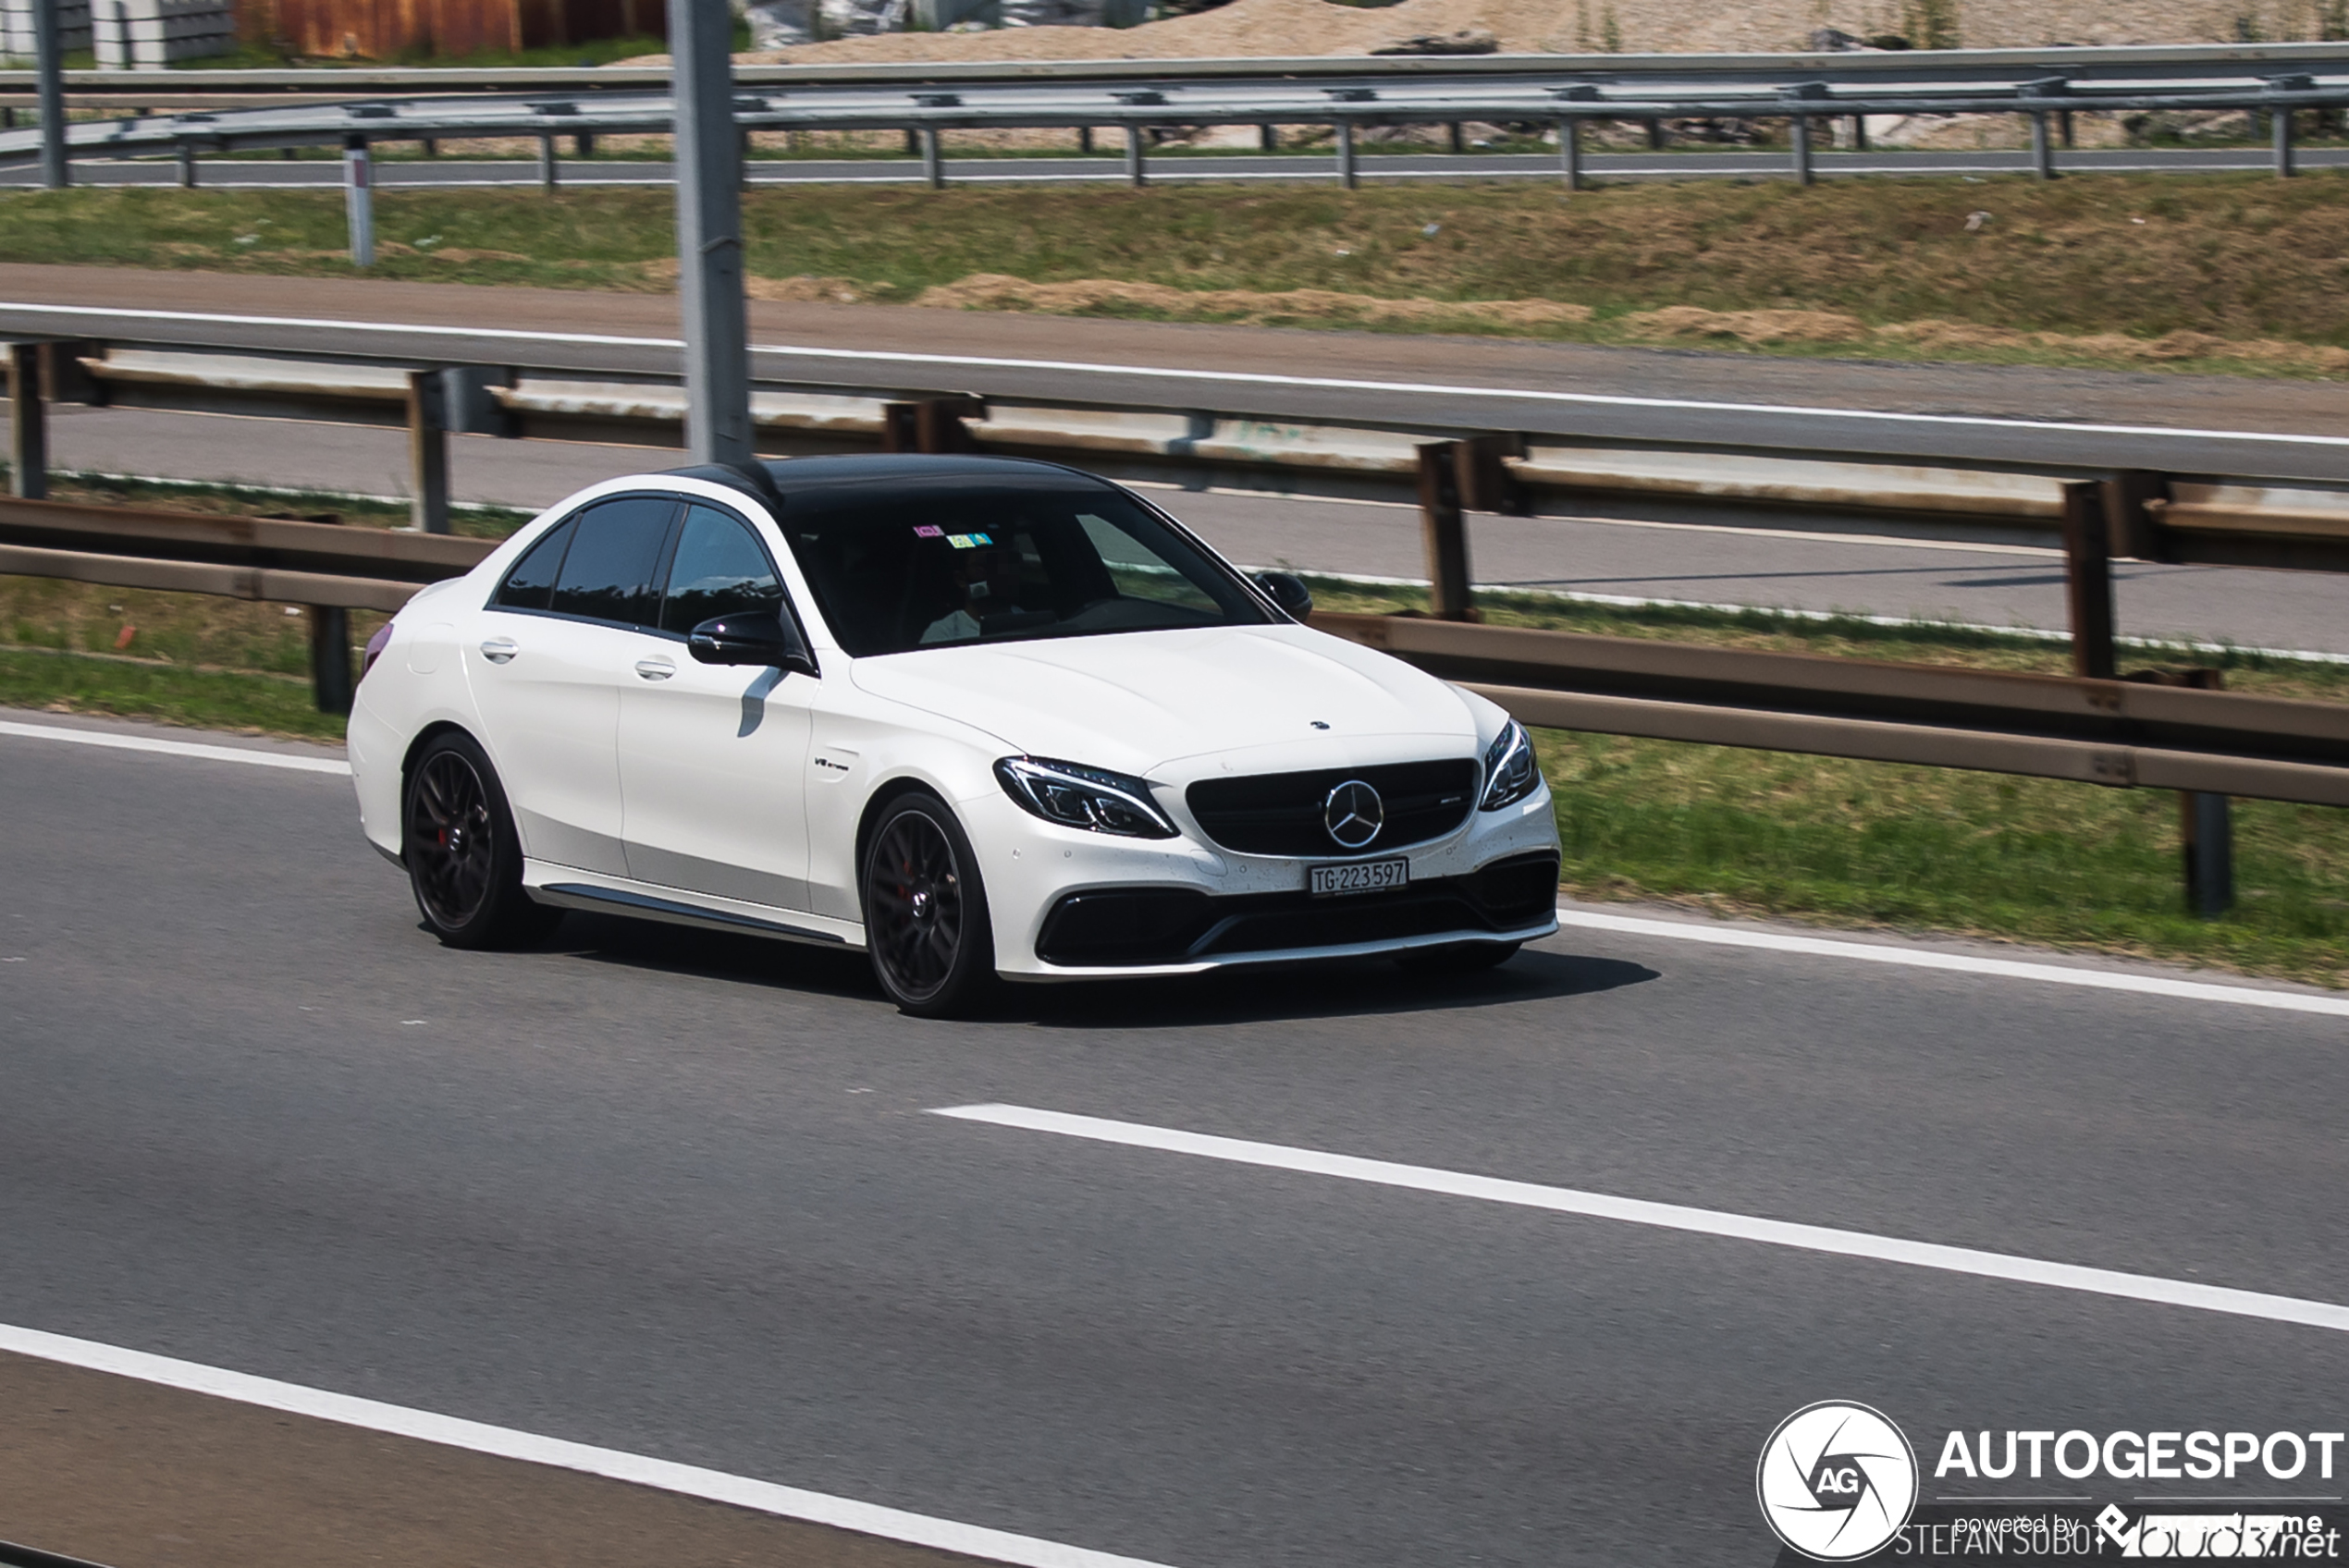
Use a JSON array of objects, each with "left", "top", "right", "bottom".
[
  {"left": 688, "top": 611, "right": 817, "bottom": 676},
  {"left": 1253, "top": 570, "right": 1313, "bottom": 620}
]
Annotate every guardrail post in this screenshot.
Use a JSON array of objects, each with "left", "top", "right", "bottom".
[
  {"left": 7, "top": 341, "right": 47, "bottom": 501},
  {"left": 343, "top": 135, "right": 374, "bottom": 267},
  {"left": 538, "top": 133, "right": 558, "bottom": 190},
  {"left": 178, "top": 143, "right": 196, "bottom": 188},
  {"left": 2059, "top": 109, "right": 2074, "bottom": 147},
  {"left": 1124, "top": 125, "right": 1147, "bottom": 187},
  {"left": 1453, "top": 434, "right": 1526, "bottom": 517},
  {"left": 1446, "top": 121, "right": 1464, "bottom": 153},
  {"left": 2101, "top": 470, "right": 2173, "bottom": 563},
  {"left": 1851, "top": 114, "right": 1867, "bottom": 152},
  {"left": 1077, "top": 126, "right": 1093, "bottom": 153},
  {"left": 1645, "top": 117, "right": 1665, "bottom": 150},
  {"left": 1558, "top": 118, "right": 1582, "bottom": 190},
  {"left": 1789, "top": 113, "right": 1814, "bottom": 185},
  {"left": 2060, "top": 480, "right": 2116, "bottom": 680},
  {"left": 2274, "top": 104, "right": 2295, "bottom": 178},
  {"left": 421, "top": 136, "right": 437, "bottom": 155},
  {"left": 575, "top": 131, "right": 595, "bottom": 157},
  {"left": 2029, "top": 111, "right": 2055, "bottom": 179},
  {"left": 406, "top": 370, "right": 450, "bottom": 535},
  {"left": 1335, "top": 119, "right": 1357, "bottom": 189},
  {"left": 1259, "top": 124, "right": 1277, "bottom": 151},
  {"left": 881, "top": 398, "right": 978, "bottom": 454},
  {"left": 920, "top": 126, "right": 943, "bottom": 188},
  {"left": 1416, "top": 442, "right": 1473, "bottom": 621},
  {"left": 310, "top": 606, "right": 354, "bottom": 716},
  {"left": 2183, "top": 788, "right": 2233, "bottom": 917}
]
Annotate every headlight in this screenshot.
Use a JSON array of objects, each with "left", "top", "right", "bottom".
[
  {"left": 995, "top": 755, "right": 1178, "bottom": 839},
  {"left": 1479, "top": 720, "right": 1541, "bottom": 811}
]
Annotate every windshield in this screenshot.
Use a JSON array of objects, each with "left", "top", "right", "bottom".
[{"left": 779, "top": 477, "right": 1275, "bottom": 658}]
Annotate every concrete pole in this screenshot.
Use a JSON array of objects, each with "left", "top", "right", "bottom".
[
  {"left": 36, "top": 0, "right": 67, "bottom": 190},
  {"left": 668, "top": 0, "right": 752, "bottom": 467},
  {"left": 1335, "top": 119, "right": 1356, "bottom": 189},
  {"left": 343, "top": 136, "right": 374, "bottom": 267}
]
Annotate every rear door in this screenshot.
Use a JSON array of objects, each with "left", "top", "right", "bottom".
[
  {"left": 466, "top": 494, "right": 680, "bottom": 876},
  {"left": 617, "top": 502, "right": 818, "bottom": 911}
]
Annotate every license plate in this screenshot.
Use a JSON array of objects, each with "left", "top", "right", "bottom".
[{"left": 1310, "top": 858, "right": 1409, "bottom": 898}]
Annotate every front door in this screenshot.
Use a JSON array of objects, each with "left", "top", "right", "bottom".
[
  {"left": 618, "top": 502, "right": 817, "bottom": 911},
  {"left": 466, "top": 493, "right": 679, "bottom": 876}
]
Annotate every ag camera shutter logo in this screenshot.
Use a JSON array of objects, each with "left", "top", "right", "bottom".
[{"left": 1757, "top": 1402, "right": 1921, "bottom": 1561}]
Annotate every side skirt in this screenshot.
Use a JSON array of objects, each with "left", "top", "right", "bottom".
[{"left": 524, "top": 864, "right": 864, "bottom": 950}]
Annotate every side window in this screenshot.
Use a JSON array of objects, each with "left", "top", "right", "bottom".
[
  {"left": 547, "top": 496, "right": 677, "bottom": 628},
  {"left": 658, "top": 505, "right": 784, "bottom": 634},
  {"left": 492, "top": 517, "right": 575, "bottom": 612}
]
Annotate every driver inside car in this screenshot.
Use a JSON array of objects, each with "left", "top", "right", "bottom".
[{"left": 919, "top": 540, "right": 1028, "bottom": 645}]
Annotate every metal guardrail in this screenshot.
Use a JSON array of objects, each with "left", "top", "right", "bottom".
[
  {"left": 37, "top": 339, "right": 2349, "bottom": 567},
  {"left": 8, "top": 41, "right": 2349, "bottom": 187}
]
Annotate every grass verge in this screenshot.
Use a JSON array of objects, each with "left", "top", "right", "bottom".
[
  {"left": 11, "top": 176, "right": 2349, "bottom": 375},
  {"left": 1306, "top": 579, "right": 2349, "bottom": 990}
]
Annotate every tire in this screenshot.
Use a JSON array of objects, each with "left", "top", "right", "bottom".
[
  {"left": 402, "top": 731, "right": 561, "bottom": 951},
  {"left": 860, "top": 791, "right": 997, "bottom": 1018},
  {"left": 1396, "top": 939, "right": 1520, "bottom": 974}
]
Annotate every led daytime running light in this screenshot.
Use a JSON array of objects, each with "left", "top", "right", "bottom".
[{"left": 995, "top": 755, "right": 1177, "bottom": 839}]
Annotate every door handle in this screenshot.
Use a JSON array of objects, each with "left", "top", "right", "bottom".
[
  {"left": 479, "top": 638, "right": 519, "bottom": 664},
  {"left": 634, "top": 657, "right": 676, "bottom": 680}
]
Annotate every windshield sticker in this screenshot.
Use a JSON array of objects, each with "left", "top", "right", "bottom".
[
  {"left": 946, "top": 532, "right": 994, "bottom": 549},
  {"left": 912, "top": 525, "right": 944, "bottom": 538}
]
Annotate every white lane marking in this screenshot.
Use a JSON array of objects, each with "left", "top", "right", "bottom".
[
  {"left": 931, "top": 1104, "right": 2349, "bottom": 1335},
  {"left": 4, "top": 300, "right": 2346, "bottom": 452},
  {"left": 0, "top": 718, "right": 351, "bottom": 775},
  {"left": 0, "top": 1321, "right": 1178, "bottom": 1568},
  {"left": 1550, "top": 907, "right": 2349, "bottom": 1018}
]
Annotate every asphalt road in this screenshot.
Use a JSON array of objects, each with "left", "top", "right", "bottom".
[
  {"left": 3, "top": 712, "right": 2344, "bottom": 1568},
  {"left": 45, "top": 401, "right": 2349, "bottom": 655},
  {"left": 10, "top": 141, "right": 2342, "bottom": 191},
  {"left": 6, "top": 266, "right": 2349, "bottom": 483}
]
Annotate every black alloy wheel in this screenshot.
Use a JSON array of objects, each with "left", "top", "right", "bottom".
[
  {"left": 402, "top": 732, "right": 559, "bottom": 949},
  {"left": 861, "top": 794, "right": 995, "bottom": 1017}
]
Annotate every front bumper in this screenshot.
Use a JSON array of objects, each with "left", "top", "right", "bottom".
[{"left": 969, "top": 778, "right": 1561, "bottom": 979}]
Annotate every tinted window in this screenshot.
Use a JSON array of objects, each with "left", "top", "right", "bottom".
[
  {"left": 781, "top": 479, "right": 1271, "bottom": 658},
  {"left": 659, "top": 506, "right": 784, "bottom": 634},
  {"left": 547, "top": 496, "right": 676, "bottom": 627},
  {"left": 492, "top": 517, "right": 574, "bottom": 611}
]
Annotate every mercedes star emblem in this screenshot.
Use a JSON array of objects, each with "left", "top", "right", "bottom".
[{"left": 1322, "top": 779, "right": 1384, "bottom": 850}]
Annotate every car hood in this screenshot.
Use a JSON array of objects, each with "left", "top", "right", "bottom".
[{"left": 849, "top": 625, "right": 1478, "bottom": 777}]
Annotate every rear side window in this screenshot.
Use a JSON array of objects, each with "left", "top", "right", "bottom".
[
  {"left": 547, "top": 496, "right": 677, "bottom": 628},
  {"left": 492, "top": 517, "right": 574, "bottom": 612},
  {"left": 658, "top": 506, "right": 783, "bottom": 634}
]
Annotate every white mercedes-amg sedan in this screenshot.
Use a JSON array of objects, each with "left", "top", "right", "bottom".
[{"left": 348, "top": 455, "right": 1561, "bottom": 1015}]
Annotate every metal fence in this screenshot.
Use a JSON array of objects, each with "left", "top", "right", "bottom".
[{"left": 8, "top": 41, "right": 2349, "bottom": 189}]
